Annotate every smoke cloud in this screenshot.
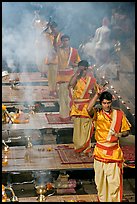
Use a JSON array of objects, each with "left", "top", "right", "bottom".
[{"left": 2, "top": 2, "right": 135, "bottom": 72}]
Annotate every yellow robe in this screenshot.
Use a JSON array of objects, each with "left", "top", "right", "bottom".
[
  {"left": 92, "top": 108, "right": 131, "bottom": 202},
  {"left": 44, "top": 33, "right": 59, "bottom": 93},
  {"left": 57, "top": 47, "right": 80, "bottom": 70},
  {"left": 70, "top": 75, "right": 96, "bottom": 153},
  {"left": 57, "top": 47, "right": 80, "bottom": 118},
  {"left": 92, "top": 108, "right": 131, "bottom": 162},
  {"left": 70, "top": 76, "right": 95, "bottom": 117}
]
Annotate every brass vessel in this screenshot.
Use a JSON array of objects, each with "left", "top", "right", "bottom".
[{"left": 35, "top": 185, "right": 47, "bottom": 202}]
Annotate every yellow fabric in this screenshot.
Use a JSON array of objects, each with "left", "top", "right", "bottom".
[
  {"left": 45, "top": 52, "right": 58, "bottom": 65},
  {"left": 2, "top": 104, "right": 6, "bottom": 111},
  {"left": 44, "top": 33, "right": 58, "bottom": 65},
  {"left": 94, "top": 159, "right": 122, "bottom": 202},
  {"left": 70, "top": 77, "right": 94, "bottom": 117},
  {"left": 93, "top": 109, "right": 131, "bottom": 162},
  {"left": 57, "top": 47, "right": 80, "bottom": 70},
  {"left": 58, "top": 83, "right": 70, "bottom": 118},
  {"left": 57, "top": 46, "right": 80, "bottom": 118},
  {"left": 47, "top": 64, "right": 58, "bottom": 92},
  {"left": 45, "top": 32, "right": 62, "bottom": 52},
  {"left": 72, "top": 117, "right": 93, "bottom": 152},
  {"left": 2, "top": 105, "right": 7, "bottom": 123}
]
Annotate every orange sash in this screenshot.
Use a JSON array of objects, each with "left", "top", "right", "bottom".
[
  {"left": 70, "top": 75, "right": 96, "bottom": 111},
  {"left": 69, "top": 48, "right": 78, "bottom": 65},
  {"left": 107, "top": 109, "right": 123, "bottom": 142}
]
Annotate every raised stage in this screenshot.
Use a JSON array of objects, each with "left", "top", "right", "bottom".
[
  {"left": 2, "top": 112, "right": 73, "bottom": 131},
  {"left": 2, "top": 143, "right": 135, "bottom": 172},
  {"left": 2, "top": 85, "right": 58, "bottom": 103},
  {"left": 2, "top": 72, "right": 48, "bottom": 84}
]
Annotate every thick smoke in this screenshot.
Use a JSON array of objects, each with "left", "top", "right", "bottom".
[
  {"left": 2, "top": 2, "right": 52, "bottom": 72},
  {"left": 2, "top": 2, "right": 135, "bottom": 72},
  {"left": 2, "top": 2, "right": 135, "bottom": 167}
]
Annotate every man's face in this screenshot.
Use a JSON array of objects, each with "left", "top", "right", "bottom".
[
  {"left": 62, "top": 38, "right": 70, "bottom": 47},
  {"left": 78, "top": 66, "right": 88, "bottom": 77},
  {"left": 101, "top": 99, "right": 112, "bottom": 112}
]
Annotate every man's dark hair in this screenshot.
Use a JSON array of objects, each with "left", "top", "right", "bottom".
[
  {"left": 78, "top": 60, "right": 89, "bottom": 68},
  {"left": 50, "top": 21, "right": 58, "bottom": 28},
  {"left": 99, "top": 91, "right": 112, "bottom": 104},
  {"left": 61, "top": 34, "right": 70, "bottom": 41}
]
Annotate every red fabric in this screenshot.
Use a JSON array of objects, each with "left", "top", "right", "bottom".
[
  {"left": 83, "top": 76, "right": 96, "bottom": 99},
  {"left": 114, "top": 110, "right": 123, "bottom": 133},
  {"left": 117, "top": 162, "right": 123, "bottom": 202},
  {"left": 70, "top": 76, "right": 96, "bottom": 111},
  {"left": 57, "top": 69, "right": 74, "bottom": 75},
  {"left": 96, "top": 143, "right": 118, "bottom": 156},
  {"left": 55, "top": 145, "right": 135, "bottom": 165},
  {"left": 110, "top": 110, "right": 123, "bottom": 142},
  {"left": 45, "top": 113, "right": 73, "bottom": 124},
  {"left": 69, "top": 48, "right": 78, "bottom": 64},
  {"left": 55, "top": 146, "right": 94, "bottom": 164},
  {"left": 78, "top": 76, "right": 96, "bottom": 111},
  {"left": 121, "top": 145, "right": 135, "bottom": 161},
  {"left": 109, "top": 135, "right": 118, "bottom": 143}
]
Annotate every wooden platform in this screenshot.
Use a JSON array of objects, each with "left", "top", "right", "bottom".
[
  {"left": 2, "top": 86, "right": 58, "bottom": 103},
  {"left": 2, "top": 112, "right": 73, "bottom": 130},
  {"left": 2, "top": 72, "right": 48, "bottom": 84},
  {"left": 18, "top": 193, "right": 135, "bottom": 202},
  {"left": 18, "top": 194, "right": 98, "bottom": 202},
  {"left": 2, "top": 144, "right": 93, "bottom": 172},
  {"left": 2, "top": 143, "right": 135, "bottom": 172}
]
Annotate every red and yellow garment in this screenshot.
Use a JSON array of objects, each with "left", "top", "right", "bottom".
[
  {"left": 93, "top": 109, "right": 131, "bottom": 162},
  {"left": 70, "top": 74, "right": 96, "bottom": 117},
  {"left": 57, "top": 47, "right": 80, "bottom": 70}
]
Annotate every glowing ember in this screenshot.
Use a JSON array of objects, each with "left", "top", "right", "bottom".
[
  {"left": 2, "top": 155, "right": 8, "bottom": 166},
  {"left": 4, "top": 146, "right": 8, "bottom": 153}
]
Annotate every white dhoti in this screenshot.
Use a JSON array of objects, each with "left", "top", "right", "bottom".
[
  {"left": 58, "top": 82, "right": 70, "bottom": 119},
  {"left": 47, "top": 64, "right": 58, "bottom": 92},
  {"left": 94, "top": 159, "right": 123, "bottom": 202}
]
